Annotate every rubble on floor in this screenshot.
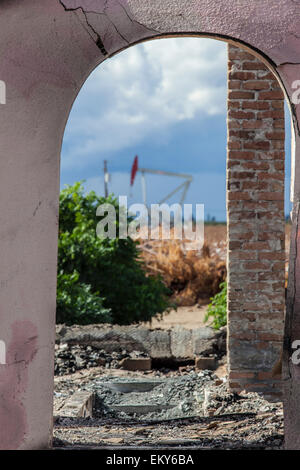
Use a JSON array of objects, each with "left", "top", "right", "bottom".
[
  {"left": 55, "top": 344, "right": 149, "bottom": 376},
  {"left": 53, "top": 367, "right": 284, "bottom": 450}
]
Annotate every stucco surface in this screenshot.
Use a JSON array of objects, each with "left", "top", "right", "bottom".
[
  {"left": 0, "top": 0, "right": 300, "bottom": 450},
  {"left": 127, "top": 0, "right": 300, "bottom": 66}
]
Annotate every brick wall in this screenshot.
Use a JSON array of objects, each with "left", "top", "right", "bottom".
[{"left": 227, "top": 45, "right": 285, "bottom": 396}]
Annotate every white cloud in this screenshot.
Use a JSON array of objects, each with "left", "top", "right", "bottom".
[{"left": 62, "top": 37, "right": 227, "bottom": 171}]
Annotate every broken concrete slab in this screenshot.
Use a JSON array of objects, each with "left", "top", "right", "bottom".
[
  {"left": 59, "top": 391, "right": 95, "bottom": 418},
  {"left": 57, "top": 324, "right": 149, "bottom": 353},
  {"left": 101, "top": 380, "right": 163, "bottom": 393}
]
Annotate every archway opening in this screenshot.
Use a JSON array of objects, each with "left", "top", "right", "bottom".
[{"left": 54, "top": 36, "right": 291, "bottom": 449}]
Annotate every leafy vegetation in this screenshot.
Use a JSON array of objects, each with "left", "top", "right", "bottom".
[
  {"left": 57, "top": 182, "right": 172, "bottom": 325},
  {"left": 204, "top": 281, "right": 227, "bottom": 330}
]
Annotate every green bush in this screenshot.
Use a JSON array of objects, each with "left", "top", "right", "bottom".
[
  {"left": 56, "top": 272, "right": 112, "bottom": 325},
  {"left": 57, "top": 182, "right": 172, "bottom": 325},
  {"left": 204, "top": 281, "right": 227, "bottom": 330}
]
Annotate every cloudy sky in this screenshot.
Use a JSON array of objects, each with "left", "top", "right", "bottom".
[{"left": 61, "top": 38, "right": 292, "bottom": 221}]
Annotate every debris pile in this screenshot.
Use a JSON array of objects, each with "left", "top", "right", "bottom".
[
  {"left": 92, "top": 371, "right": 216, "bottom": 421},
  {"left": 53, "top": 368, "right": 283, "bottom": 450},
  {"left": 55, "top": 344, "right": 147, "bottom": 376}
]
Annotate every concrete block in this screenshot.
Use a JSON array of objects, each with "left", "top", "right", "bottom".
[
  {"left": 195, "top": 356, "right": 217, "bottom": 370},
  {"left": 149, "top": 330, "right": 172, "bottom": 358},
  {"left": 119, "top": 357, "right": 152, "bottom": 371},
  {"left": 59, "top": 391, "right": 95, "bottom": 418},
  {"left": 192, "top": 328, "right": 216, "bottom": 356},
  {"left": 170, "top": 327, "right": 193, "bottom": 358}
]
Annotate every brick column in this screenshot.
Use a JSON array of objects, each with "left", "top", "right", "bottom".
[{"left": 227, "top": 45, "right": 285, "bottom": 396}]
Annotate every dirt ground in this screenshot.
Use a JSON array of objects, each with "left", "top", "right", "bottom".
[{"left": 143, "top": 304, "right": 209, "bottom": 330}]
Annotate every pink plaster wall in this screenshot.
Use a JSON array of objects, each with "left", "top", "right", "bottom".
[{"left": 0, "top": 0, "right": 299, "bottom": 449}]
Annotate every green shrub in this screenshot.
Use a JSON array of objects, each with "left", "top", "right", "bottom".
[
  {"left": 56, "top": 272, "right": 112, "bottom": 325},
  {"left": 57, "top": 182, "right": 172, "bottom": 325},
  {"left": 204, "top": 281, "right": 227, "bottom": 330}
]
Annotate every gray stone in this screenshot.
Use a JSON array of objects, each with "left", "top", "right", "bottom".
[
  {"left": 149, "top": 329, "right": 172, "bottom": 358},
  {"left": 170, "top": 327, "right": 193, "bottom": 358}
]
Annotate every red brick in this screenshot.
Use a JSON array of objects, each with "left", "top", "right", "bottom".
[
  {"left": 274, "top": 119, "right": 285, "bottom": 129},
  {"left": 228, "top": 50, "right": 256, "bottom": 61},
  {"left": 242, "top": 120, "right": 264, "bottom": 129},
  {"left": 244, "top": 141, "right": 270, "bottom": 150},
  {"left": 243, "top": 262, "right": 269, "bottom": 270},
  {"left": 257, "top": 172, "right": 283, "bottom": 180},
  {"left": 229, "top": 91, "right": 255, "bottom": 100},
  {"left": 243, "top": 242, "right": 269, "bottom": 250},
  {"left": 229, "top": 71, "right": 256, "bottom": 80},
  {"left": 265, "top": 131, "right": 285, "bottom": 140},
  {"left": 228, "top": 100, "right": 241, "bottom": 108},
  {"left": 243, "top": 61, "right": 268, "bottom": 71},
  {"left": 242, "top": 101, "right": 270, "bottom": 110},
  {"left": 229, "top": 372, "right": 255, "bottom": 379},
  {"left": 228, "top": 141, "right": 241, "bottom": 149},
  {"left": 229, "top": 110, "right": 255, "bottom": 119},
  {"left": 229, "top": 129, "right": 256, "bottom": 139},
  {"left": 257, "top": 110, "right": 284, "bottom": 119},
  {"left": 258, "top": 252, "right": 285, "bottom": 260},
  {"left": 228, "top": 119, "right": 242, "bottom": 129},
  {"left": 241, "top": 162, "right": 269, "bottom": 170},
  {"left": 259, "top": 192, "right": 284, "bottom": 201},
  {"left": 258, "top": 90, "right": 284, "bottom": 100},
  {"left": 228, "top": 192, "right": 252, "bottom": 201},
  {"left": 271, "top": 140, "right": 285, "bottom": 150},
  {"left": 228, "top": 150, "right": 255, "bottom": 159},
  {"left": 243, "top": 80, "right": 270, "bottom": 90},
  {"left": 272, "top": 100, "right": 284, "bottom": 109},
  {"left": 228, "top": 80, "right": 241, "bottom": 90}
]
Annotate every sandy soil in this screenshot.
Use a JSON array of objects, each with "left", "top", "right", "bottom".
[{"left": 142, "top": 304, "right": 209, "bottom": 330}]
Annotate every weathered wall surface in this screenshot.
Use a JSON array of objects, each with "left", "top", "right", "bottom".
[
  {"left": 227, "top": 45, "right": 285, "bottom": 396},
  {"left": 0, "top": 0, "right": 299, "bottom": 450}
]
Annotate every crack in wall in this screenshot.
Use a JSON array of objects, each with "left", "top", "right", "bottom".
[
  {"left": 59, "top": 0, "right": 159, "bottom": 54},
  {"left": 58, "top": 1, "right": 108, "bottom": 55}
]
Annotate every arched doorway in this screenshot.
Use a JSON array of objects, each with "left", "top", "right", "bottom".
[{"left": 0, "top": 0, "right": 298, "bottom": 449}]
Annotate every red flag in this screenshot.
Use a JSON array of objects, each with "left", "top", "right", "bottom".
[{"left": 130, "top": 155, "right": 138, "bottom": 186}]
